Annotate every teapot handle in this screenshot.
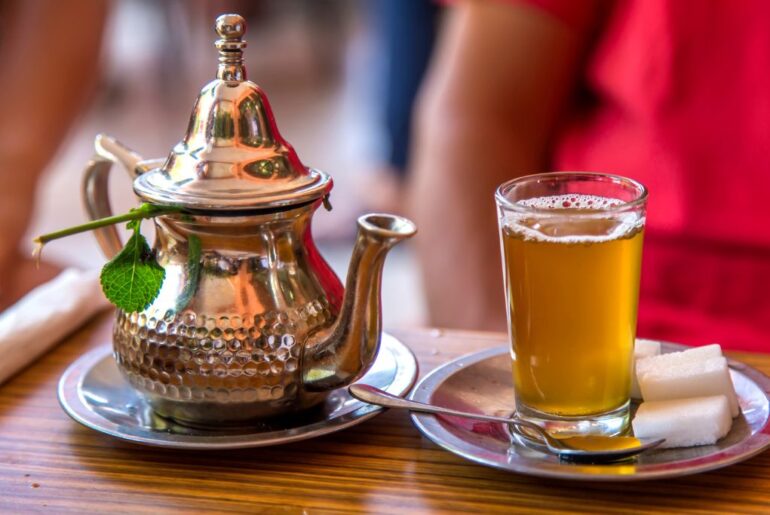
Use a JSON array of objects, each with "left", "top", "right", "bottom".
[{"left": 81, "top": 134, "right": 145, "bottom": 259}]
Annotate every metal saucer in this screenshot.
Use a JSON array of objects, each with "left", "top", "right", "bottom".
[
  {"left": 410, "top": 341, "right": 770, "bottom": 481},
  {"left": 58, "top": 333, "right": 417, "bottom": 449}
]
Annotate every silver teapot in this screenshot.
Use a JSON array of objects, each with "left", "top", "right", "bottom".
[{"left": 81, "top": 14, "right": 415, "bottom": 426}]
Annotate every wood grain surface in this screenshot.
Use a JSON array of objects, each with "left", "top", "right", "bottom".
[{"left": 2, "top": 314, "right": 770, "bottom": 514}]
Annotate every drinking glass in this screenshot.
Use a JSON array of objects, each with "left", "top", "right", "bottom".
[{"left": 496, "top": 172, "right": 648, "bottom": 437}]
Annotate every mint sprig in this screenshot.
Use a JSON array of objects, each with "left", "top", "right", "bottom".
[
  {"left": 33, "top": 203, "right": 177, "bottom": 250},
  {"left": 34, "top": 203, "right": 181, "bottom": 312}
]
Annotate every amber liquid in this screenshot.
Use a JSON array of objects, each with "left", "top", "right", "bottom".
[{"left": 502, "top": 203, "right": 644, "bottom": 417}]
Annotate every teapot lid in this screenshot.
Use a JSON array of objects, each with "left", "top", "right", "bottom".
[{"left": 133, "top": 14, "right": 332, "bottom": 211}]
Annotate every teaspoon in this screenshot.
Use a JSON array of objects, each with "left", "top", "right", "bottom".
[{"left": 349, "top": 384, "right": 664, "bottom": 462}]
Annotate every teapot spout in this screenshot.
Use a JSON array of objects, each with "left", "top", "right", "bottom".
[{"left": 302, "top": 214, "right": 416, "bottom": 392}]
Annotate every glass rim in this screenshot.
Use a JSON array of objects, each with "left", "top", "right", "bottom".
[{"left": 495, "top": 171, "right": 648, "bottom": 215}]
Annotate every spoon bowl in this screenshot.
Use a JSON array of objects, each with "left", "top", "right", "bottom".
[{"left": 349, "top": 384, "right": 664, "bottom": 462}]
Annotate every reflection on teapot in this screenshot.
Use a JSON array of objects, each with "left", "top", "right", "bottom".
[{"left": 81, "top": 14, "right": 415, "bottom": 426}]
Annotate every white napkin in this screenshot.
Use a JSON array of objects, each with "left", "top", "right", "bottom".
[{"left": 0, "top": 268, "right": 110, "bottom": 385}]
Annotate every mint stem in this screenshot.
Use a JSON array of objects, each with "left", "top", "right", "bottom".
[{"left": 33, "top": 203, "right": 181, "bottom": 259}]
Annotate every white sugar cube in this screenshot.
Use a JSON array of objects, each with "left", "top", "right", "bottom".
[
  {"left": 634, "top": 344, "right": 724, "bottom": 400},
  {"left": 630, "top": 340, "right": 662, "bottom": 399},
  {"left": 632, "top": 396, "right": 732, "bottom": 448},
  {"left": 636, "top": 339, "right": 662, "bottom": 357},
  {"left": 638, "top": 356, "right": 739, "bottom": 417},
  {"left": 639, "top": 344, "right": 723, "bottom": 371}
]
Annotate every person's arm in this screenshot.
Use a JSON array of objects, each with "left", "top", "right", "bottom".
[
  {"left": 0, "top": 0, "right": 107, "bottom": 308},
  {"left": 408, "top": 0, "right": 600, "bottom": 330}
]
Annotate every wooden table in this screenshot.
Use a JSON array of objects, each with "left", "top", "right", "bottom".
[{"left": 2, "top": 315, "right": 770, "bottom": 514}]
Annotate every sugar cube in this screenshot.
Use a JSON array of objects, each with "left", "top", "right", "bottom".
[
  {"left": 632, "top": 396, "right": 732, "bottom": 448},
  {"left": 638, "top": 344, "right": 723, "bottom": 373},
  {"left": 630, "top": 339, "right": 662, "bottom": 399},
  {"left": 635, "top": 344, "right": 724, "bottom": 399},
  {"left": 635, "top": 339, "right": 662, "bottom": 357},
  {"left": 638, "top": 356, "right": 739, "bottom": 417}
]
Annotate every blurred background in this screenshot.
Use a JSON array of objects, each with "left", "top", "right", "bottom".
[
  {"left": 4, "top": 0, "right": 769, "bottom": 349},
  {"left": 16, "top": 0, "right": 440, "bottom": 328}
]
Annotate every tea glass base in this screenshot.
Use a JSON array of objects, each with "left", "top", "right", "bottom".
[{"left": 510, "top": 401, "right": 630, "bottom": 449}]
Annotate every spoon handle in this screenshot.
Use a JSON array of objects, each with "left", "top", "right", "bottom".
[{"left": 348, "top": 384, "right": 545, "bottom": 436}]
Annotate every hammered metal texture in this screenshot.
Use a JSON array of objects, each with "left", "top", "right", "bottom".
[
  {"left": 113, "top": 298, "right": 332, "bottom": 413},
  {"left": 59, "top": 334, "right": 418, "bottom": 449}
]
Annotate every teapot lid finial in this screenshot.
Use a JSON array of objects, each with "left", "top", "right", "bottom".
[
  {"left": 132, "top": 13, "right": 332, "bottom": 211},
  {"left": 215, "top": 14, "right": 246, "bottom": 81}
]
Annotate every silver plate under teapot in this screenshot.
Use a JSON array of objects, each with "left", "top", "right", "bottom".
[{"left": 58, "top": 333, "right": 417, "bottom": 449}]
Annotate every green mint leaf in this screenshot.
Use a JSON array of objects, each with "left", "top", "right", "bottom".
[{"left": 99, "top": 224, "right": 165, "bottom": 312}]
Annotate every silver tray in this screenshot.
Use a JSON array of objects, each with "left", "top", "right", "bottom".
[
  {"left": 59, "top": 333, "right": 417, "bottom": 449},
  {"left": 410, "top": 342, "right": 770, "bottom": 481}
]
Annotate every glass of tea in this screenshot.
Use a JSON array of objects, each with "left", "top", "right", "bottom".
[{"left": 496, "top": 172, "right": 647, "bottom": 438}]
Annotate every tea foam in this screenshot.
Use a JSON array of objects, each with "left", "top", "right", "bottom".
[
  {"left": 517, "top": 194, "right": 623, "bottom": 210},
  {"left": 503, "top": 194, "right": 644, "bottom": 244}
]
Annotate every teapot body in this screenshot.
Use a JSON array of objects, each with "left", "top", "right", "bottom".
[{"left": 112, "top": 203, "right": 343, "bottom": 425}]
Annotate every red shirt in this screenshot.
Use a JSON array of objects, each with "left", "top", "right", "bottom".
[{"left": 511, "top": 0, "right": 770, "bottom": 350}]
